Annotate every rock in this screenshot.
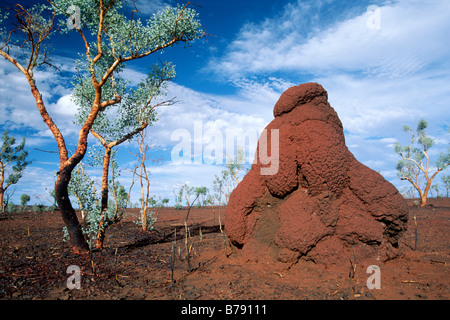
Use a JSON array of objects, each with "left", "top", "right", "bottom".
[{"left": 225, "top": 82, "right": 408, "bottom": 266}]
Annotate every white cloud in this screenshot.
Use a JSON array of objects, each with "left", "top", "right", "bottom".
[
  {"left": 212, "top": 0, "right": 450, "bottom": 78},
  {"left": 151, "top": 81, "right": 279, "bottom": 163},
  {"left": 205, "top": 0, "right": 450, "bottom": 156},
  {"left": 0, "top": 56, "right": 80, "bottom": 138},
  {"left": 130, "top": 0, "right": 173, "bottom": 16}
]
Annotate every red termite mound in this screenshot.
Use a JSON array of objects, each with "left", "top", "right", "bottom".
[{"left": 225, "top": 83, "right": 408, "bottom": 266}]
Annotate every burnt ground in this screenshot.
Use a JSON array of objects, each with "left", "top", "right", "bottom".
[{"left": 0, "top": 198, "right": 448, "bottom": 302}]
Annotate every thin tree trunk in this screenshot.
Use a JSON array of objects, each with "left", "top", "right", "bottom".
[
  {"left": 142, "top": 161, "right": 151, "bottom": 231},
  {"left": 413, "top": 212, "right": 418, "bottom": 251},
  {"left": 95, "top": 146, "right": 112, "bottom": 250},
  {"left": 0, "top": 164, "right": 5, "bottom": 214},
  {"left": 100, "top": 147, "right": 112, "bottom": 213},
  {"left": 0, "top": 189, "right": 4, "bottom": 214},
  {"left": 55, "top": 167, "right": 90, "bottom": 255}
]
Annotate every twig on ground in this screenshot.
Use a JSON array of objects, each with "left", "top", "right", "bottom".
[
  {"left": 349, "top": 246, "right": 357, "bottom": 279},
  {"left": 114, "top": 247, "right": 123, "bottom": 287},
  {"left": 170, "top": 240, "right": 175, "bottom": 284}
]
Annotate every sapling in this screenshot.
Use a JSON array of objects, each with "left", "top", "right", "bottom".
[{"left": 130, "top": 129, "right": 157, "bottom": 232}]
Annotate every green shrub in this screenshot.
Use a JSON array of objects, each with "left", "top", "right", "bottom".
[
  {"left": 134, "top": 209, "right": 157, "bottom": 231},
  {"left": 174, "top": 203, "right": 183, "bottom": 210},
  {"left": 6, "top": 202, "right": 16, "bottom": 213}
]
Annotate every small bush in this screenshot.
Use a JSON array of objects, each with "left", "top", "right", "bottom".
[
  {"left": 6, "top": 202, "right": 16, "bottom": 213},
  {"left": 134, "top": 209, "right": 157, "bottom": 231},
  {"left": 174, "top": 203, "right": 183, "bottom": 210},
  {"left": 32, "top": 204, "right": 46, "bottom": 212}
]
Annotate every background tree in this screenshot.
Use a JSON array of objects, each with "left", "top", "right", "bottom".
[
  {"left": 194, "top": 186, "right": 208, "bottom": 207},
  {"left": 178, "top": 183, "right": 194, "bottom": 207},
  {"left": 394, "top": 119, "right": 449, "bottom": 206},
  {"left": 130, "top": 129, "right": 156, "bottom": 232},
  {"left": 442, "top": 175, "right": 450, "bottom": 198},
  {"left": 20, "top": 193, "right": 30, "bottom": 208},
  {"left": 212, "top": 147, "right": 247, "bottom": 205},
  {"left": 0, "top": 131, "right": 32, "bottom": 213},
  {"left": 225, "top": 147, "right": 246, "bottom": 184},
  {"left": 0, "top": 1, "right": 203, "bottom": 254},
  {"left": 431, "top": 184, "right": 440, "bottom": 198}
]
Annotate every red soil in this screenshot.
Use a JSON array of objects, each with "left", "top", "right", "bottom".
[{"left": 0, "top": 198, "right": 449, "bottom": 300}]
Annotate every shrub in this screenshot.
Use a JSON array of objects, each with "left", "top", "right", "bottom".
[
  {"left": 6, "top": 201, "right": 16, "bottom": 213},
  {"left": 32, "top": 204, "right": 46, "bottom": 212},
  {"left": 134, "top": 209, "right": 157, "bottom": 231},
  {"left": 174, "top": 203, "right": 183, "bottom": 210}
]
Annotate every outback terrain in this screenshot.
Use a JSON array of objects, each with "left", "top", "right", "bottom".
[{"left": 0, "top": 198, "right": 449, "bottom": 300}]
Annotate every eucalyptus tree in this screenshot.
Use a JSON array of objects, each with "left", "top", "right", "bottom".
[
  {"left": 212, "top": 148, "right": 247, "bottom": 205},
  {"left": 178, "top": 183, "right": 194, "bottom": 207},
  {"left": 0, "top": 1, "right": 204, "bottom": 254},
  {"left": 194, "top": 186, "right": 208, "bottom": 206},
  {"left": 394, "top": 119, "right": 449, "bottom": 206},
  {"left": 0, "top": 131, "right": 32, "bottom": 214},
  {"left": 73, "top": 61, "right": 176, "bottom": 248}
]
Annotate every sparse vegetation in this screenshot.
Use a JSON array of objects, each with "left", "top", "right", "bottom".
[
  {"left": 0, "top": 1, "right": 204, "bottom": 254},
  {"left": 442, "top": 175, "right": 450, "bottom": 198},
  {"left": 0, "top": 132, "right": 31, "bottom": 214},
  {"left": 68, "top": 154, "right": 133, "bottom": 249}
]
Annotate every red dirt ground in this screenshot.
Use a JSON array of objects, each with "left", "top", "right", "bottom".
[{"left": 0, "top": 198, "right": 448, "bottom": 300}]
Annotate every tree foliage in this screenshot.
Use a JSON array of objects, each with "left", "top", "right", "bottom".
[
  {"left": 20, "top": 193, "right": 30, "bottom": 207},
  {"left": 194, "top": 186, "right": 208, "bottom": 206},
  {"left": 68, "top": 152, "right": 131, "bottom": 249},
  {"left": 212, "top": 147, "right": 247, "bottom": 205}
]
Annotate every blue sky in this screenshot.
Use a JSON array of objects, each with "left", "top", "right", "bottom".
[{"left": 1, "top": 0, "right": 449, "bottom": 205}]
